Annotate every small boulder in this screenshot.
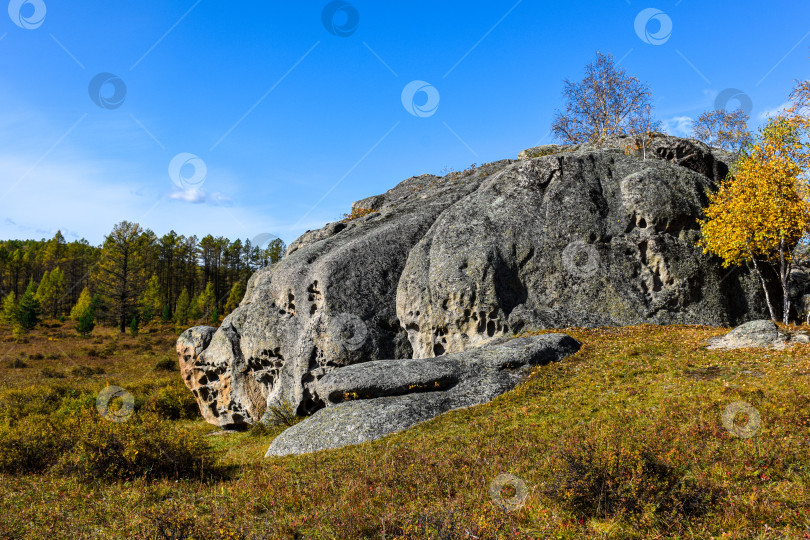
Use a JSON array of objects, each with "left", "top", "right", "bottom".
[{"left": 706, "top": 320, "right": 791, "bottom": 350}]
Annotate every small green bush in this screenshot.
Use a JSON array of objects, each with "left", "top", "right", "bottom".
[
  {"left": 41, "top": 367, "right": 65, "bottom": 379},
  {"left": 154, "top": 356, "right": 178, "bottom": 371},
  {"left": 7, "top": 358, "right": 27, "bottom": 368},
  {"left": 99, "top": 341, "right": 117, "bottom": 358},
  {"left": 28, "top": 353, "right": 43, "bottom": 360},
  {"left": 70, "top": 365, "right": 105, "bottom": 377}
]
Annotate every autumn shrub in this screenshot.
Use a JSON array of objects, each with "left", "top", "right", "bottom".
[
  {"left": 54, "top": 410, "right": 209, "bottom": 481},
  {"left": 549, "top": 422, "right": 716, "bottom": 520},
  {"left": 6, "top": 357, "right": 27, "bottom": 368},
  {"left": 0, "top": 384, "right": 87, "bottom": 425},
  {"left": 154, "top": 356, "right": 178, "bottom": 371},
  {"left": 140, "top": 500, "right": 252, "bottom": 540},
  {"left": 265, "top": 398, "right": 298, "bottom": 427},
  {"left": 141, "top": 382, "right": 199, "bottom": 420},
  {"left": 0, "top": 413, "right": 75, "bottom": 473},
  {"left": 70, "top": 365, "right": 105, "bottom": 377},
  {"left": 247, "top": 420, "right": 273, "bottom": 437},
  {"left": 99, "top": 340, "right": 117, "bottom": 358},
  {"left": 41, "top": 367, "right": 65, "bottom": 378},
  {"left": 342, "top": 207, "right": 378, "bottom": 222}
]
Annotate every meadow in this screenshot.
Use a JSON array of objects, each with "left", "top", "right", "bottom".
[{"left": 1, "top": 320, "right": 809, "bottom": 539}]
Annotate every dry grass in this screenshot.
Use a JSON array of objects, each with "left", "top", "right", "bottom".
[{"left": 1, "top": 322, "right": 810, "bottom": 538}]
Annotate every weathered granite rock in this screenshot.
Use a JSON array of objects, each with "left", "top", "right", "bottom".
[
  {"left": 397, "top": 140, "right": 762, "bottom": 357},
  {"left": 179, "top": 163, "right": 512, "bottom": 428},
  {"left": 706, "top": 320, "right": 810, "bottom": 350},
  {"left": 265, "top": 333, "right": 580, "bottom": 456},
  {"left": 179, "top": 136, "right": 768, "bottom": 429},
  {"left": 177, "top": 325, "right": 268, "bottom": 428}
]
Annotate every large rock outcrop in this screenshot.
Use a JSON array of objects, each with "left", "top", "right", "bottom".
[{"left": 178, "top": 135, "right": 767, "bottom": 431}]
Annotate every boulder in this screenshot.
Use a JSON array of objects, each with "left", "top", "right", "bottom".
[
  {"left": 706, "top": 320, "right": 809, "bottom": 350},
  {"left": 265, "top": 333, "right": 580, "bottom": 456},
  {"left": 179, "top": 136, "right": 767, "bottom": 430}
]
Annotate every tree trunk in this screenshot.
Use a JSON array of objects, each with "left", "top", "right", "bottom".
[
  {"left": 748, "top": 245, "right": 778, "bottom": 322},
  {"left": 779, "top": 238, "right": 792, "bottom": 325}
]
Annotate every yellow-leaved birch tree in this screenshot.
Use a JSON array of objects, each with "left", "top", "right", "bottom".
[{"left": 699, "top": 104, "right": 810, "bottom": 324}]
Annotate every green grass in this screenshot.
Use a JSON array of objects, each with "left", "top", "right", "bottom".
[{"left": 1, "top": 322, "right": 810, "bottom": 538}]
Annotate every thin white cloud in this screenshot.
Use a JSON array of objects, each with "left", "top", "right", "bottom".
[
  {"left": 168, "top": 188, "right": 207, "bottom": 204},
  {"left": 168, "top": 188, "right": 233, "bottom": 206},
  {"left": 663, "top": 116, "right": 693, "bottom": 137},
  {"left": 758, "top": 101, "right": 791, "bottom": 120}
]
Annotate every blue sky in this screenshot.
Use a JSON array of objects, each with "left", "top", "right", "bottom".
[{"left": 0, "top": 0, "right": 808, "bottom": 246}]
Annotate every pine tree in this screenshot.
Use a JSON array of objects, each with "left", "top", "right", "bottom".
[
  {"left": 224, "top": 281, "right": 245, "bottom": 314},
  {"left": 17, "top": 280, "right": 41, "bottom": 330},
  {"left": 35, "top": 267, "right": 66, "bottom": 319},
  {"left": 129, "top": 316, "right": 139, "bottom": 336},
  {"left": 139, "top": 274, "right": 163, "bottom": 323},
  {"left": 1, "top": 292, "right": 19, "bottom": 327},
  {"left": 161, "top": 304, "right": 171, "bottom": 322},
  {"left": 95, "top": 221, "right": 150, "bottom": 332},
  {"left": 196, "top": 282, "right": 216, "bottom": 321},
  {"left": 188, "top": 293, "right": 202, "bottom": 321},
  {"left": 174, "top": 287, "right": 190, "bottom": 326},
  {"left": 70, "top": 287, "right": 96, "bottom": 336}
]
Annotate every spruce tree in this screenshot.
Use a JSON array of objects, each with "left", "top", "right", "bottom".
[{"left": 17, "top": 280, "right": 40, "bottom": 330}]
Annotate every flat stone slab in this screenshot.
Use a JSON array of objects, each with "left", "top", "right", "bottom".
[{"left": 265, "top": 333, "right": 580, "bottom": 457}]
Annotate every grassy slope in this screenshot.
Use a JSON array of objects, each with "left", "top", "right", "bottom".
[{"left": 1, "top": 323, "right": 810, "bottom": 539}]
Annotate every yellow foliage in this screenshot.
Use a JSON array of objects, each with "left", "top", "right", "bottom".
[{"left": 699, "top": 114, "right": 810, "bottom": 268}]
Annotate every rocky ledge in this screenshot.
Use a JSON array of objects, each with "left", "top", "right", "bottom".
[{"left": 265, "top": 333, "right": 580, "bottom": 456}]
